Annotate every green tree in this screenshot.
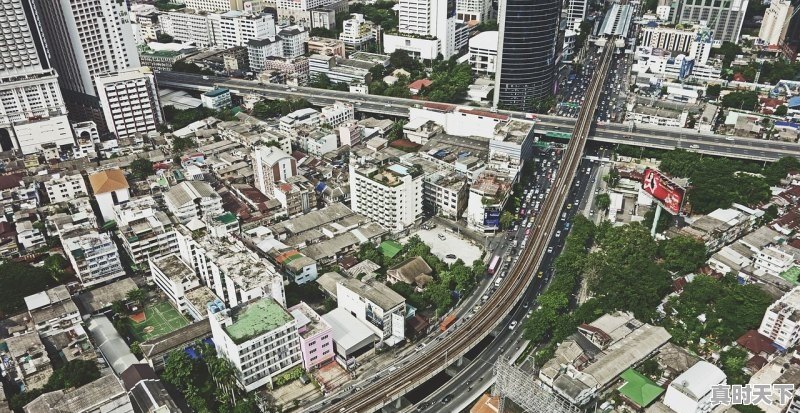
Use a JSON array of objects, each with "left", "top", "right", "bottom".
[
  {"left": 309, "top": 73, "right": 333, "bottom": 89},
  {"left": 475, "top": 20, "right": 498, "bottom": 31},
  {"left": 173, "top": 60, "right": 213, "bottom": 75},
  {"left": 721, "top": 91, "right": 759, "bottom": 111},
  {"left": 764, "top": 156, "right": 800, "bottom": 185},
  {"left": 156, "top": 32, "right": 174, "bottom": 43},
  {"left": 594, "top": 193, "right": 611, "bottom": 210},
  {"left": 719, "top": 346, "right": 750, "bottom": 384},
  {"left": 774, "top": 105, "right": 788, "bottom": 116},
  {"left": 471, "top": 259, "right": 486, "bottom": 279},
  {"left": 0, "top": 262, "right": 59, "bottom": 316},
  {"left": 130, "top": 158, "right": 154, "bottom": 180},
  {"left": 638, "top": 358, "right": 661, "bottom": 379},
  {"left": 126, "top": 288, "right": 147, "bottom": 307},
  {"left": 46, "top": 359, "right": 101, "bottom": 390},
  {"left": 369, "top": 64, "right": 385, "bottom": 81},
  {"left": 706, "top": 84, "right": 722, "bottom": 99},
  {"left": 309, "top": 27, "right": 336, "bottom": 38},
  {"left": 712, "top": 42, "right": 743, "bottom": 68},
  {"left": 163, "top": 350, "right": 195, "bottom": 389},
  {"left": 43, "top": 253, "right": 68, "bottom": 276},
  {"left": 172, "top": 136, "right": 196, "bottom": 154},
  {"left": 659, "top": 236, "right": 706, "bottom": 274},
  {"left": 424, "top": 281, "right": 452, "bottom": 314},
  {"left": 357, "top": 242, "right": 384, "bottom": 267},
  {"left": 499, "top": 211, "right": 515, "bottom": 229}
]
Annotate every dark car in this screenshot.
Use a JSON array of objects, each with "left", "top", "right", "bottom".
[{"left": 441, "top": 395, "right": 455, "bottom": 404}]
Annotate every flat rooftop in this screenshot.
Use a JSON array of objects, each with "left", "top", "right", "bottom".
[
  {"left": 338, "top": 276, "right": 404, "bottom": 311},
  {"left": 223, "top": 298, "right": 294, "bottom": 344}
]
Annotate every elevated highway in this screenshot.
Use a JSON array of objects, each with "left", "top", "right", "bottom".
[
  {"left": 315, "top": 41, "right": 617, "bottom": 413},
  {"left": 155, "top": 72, "right": 800, "bottom": 162}
]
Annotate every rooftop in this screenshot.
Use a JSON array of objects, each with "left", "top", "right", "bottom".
[
  {"left": 668, "top": 361, "right": 726, "bottom": 400},
  {"left": 88, "top": 169, "right": 128, "bottom": 194},
  {"left": 22, "top": 374, "right": 126, "bottom": 413},
  {"left": 165, "top": 180, "right": 219, "bottom": 208},
  {"left": 152, "top": 254, "right": 195, "bottom": 283},
  {"left": 337, "top": 275, "right": 405, "bottom": 311},
  {"left": 203, "top": 88, "right": 229, "bottom": 98},
  {"left": 321, "top": 307, "right": 376, "bottom": 351},
  {"left": 222, "top": 298, "right": 294, "bottom": 344},
  {"left": 618, "top": 369, "right": 664, "bottom": 407},
  {"left": 139, "top": 320, "right": 211, "bottom": 358},
  {"left": 75, "top": 278, "right": 137, "bottom": 314},
  {"left": 289, "top": 302, "right": 330, "bottom": 339}
]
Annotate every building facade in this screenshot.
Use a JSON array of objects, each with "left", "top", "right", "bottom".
[
  {"left": 210, "top": 298, "right": 302, "bottom": 391},
  {"left": 253, "top": 146, "right": 297, "bottom": 196},
  {"left": 43, "top": 173, "right": 88, "bottom": 204},
  {"left": 469, "top": 31, "right": 499, "bottom": 75},
  {"left": 758, "top": 286, "right": 800, "bottom": 349},
  {"left": 94, "top": 68, "right": 163, "bottom": 140},
  {"left": 758, "top": 0, "right": 794, "bottom": 46},
  {"left": 62, "top": 229, "right": 126, "bottom": 287},
  {"left": 164, "top": 181, "right": 225, "bottom": 224},
  {"left": 0, "top": 0, "right": 74, "bottom": 154},
  {"left": 114, "top": 196, "right": 179, "bottom": 264},
  {"left": 493, "top": 0, "right": 560, "bottom": 110},
  {"left": 350, "top": 163, "right": 423, "bottom": 233},
  {"left": 676, "top": 0, "right": 748, "bottom": 43}
]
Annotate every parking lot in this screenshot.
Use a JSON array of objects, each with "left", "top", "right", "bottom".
[{"left": 402, "top": 227, "right": 483, "bottom": 265}]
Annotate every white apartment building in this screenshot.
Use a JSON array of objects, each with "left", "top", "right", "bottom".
[
  {"left": 308, "top": 55, "right": 371, "bottom": 84},
  {"left": 302, "top": 132, "right": 338, "bottom": 157},
  {"left": 336, "top": 276, "right": 405, "bottom": 342},
  {"left": 182, "top": 0, "right": 232, "bottom": 12},
  {"left": 566, "top": 0, "right": 588, "bottom": 26},
  {"left": 276, "top": 0, "right": 335, "bottom": 11},
  {"left": 423, "top": 170, "right": 468, "bottom": 219},
  {"left": 759, "top": 0, "right": 794, "bottom": 46},
  {"left": 754, "top": 245, "right": 799, "bottom": 277},
  {"left": 384, "top": 0, "right": 457, "bottom": 59},
  {"left": 253, "top": 146, "right": 296, "bottom": 196},
  {"left": 457, "top": 0, "right": 491, "bottom": 22},
  {"left": 248, "top": 38, "right": 285, "bottom": 70},
  {"left": 339, "top": 14, "right": 375, "bottom": 49},
  {"left": 210, "top": 298, "right": 302, "bottom": 392},
  {"left": 62, "top": 229, "right": 126, "bottom": 287},
  {"left": 71, "top": 121, "right": 100, "bottom": 159},
  {"left": 278, "top": 26, "right": 310, "bottom": 59},
  {"left": 34, "top": 0, "right": 140, "bottom": 98},
  {"left": 201, "top": 88, "right": 233, "bottom": 110},
  {"left": 469, "top": 31, "right": 498, "bottom": 75},
  {"left": 0, "top": 0, "right": 73, "bottom": 154},
  {"left": 164, "top": 181, "right": 224, "bottom": 224},
  {"left": 641, "top": 25, "right": 696, "bottom": 52},
  {"left": 17, "top": 220, "right": 45, "bottom": 251},
  {"left": 632, "top": 46, "right": 721, "bottom": 81},
  {"left": 211, "top": 11, "right": 276, "bottom": 49},
  {"left": 758, "top": 286, "right": 800, "bottom": 350},
  {"left": 350, "top": 163, "right": 423, "bottom": 233},
  {"left": 177, "top": 232, "right": 286, "bottom": 308},
  {"left": 279, "top": 107, "right": 320, "bottom": 133},
  {"left": 88, "top": 168, "right": 130, "bottom": 222},
  {"left": 114, "top": 196, "right": 179, "bottom": 264},
  {"left": 159, "top": 11, "right": 215, "bottom": 47},
  {"left": 663, "top": 361, "right": 727, "bottom": 413},
  {"left": 95, "top": 68, "right": 163, "bottom": 140},
  {"left": 43, "top": 173, "right": 88, "bottom": 204},
  {"left": 321, "top": 102, "right": 354, "bottom": 127},
  {"left": 150, "top": 254, "right": 202, "bottom": 314},
  {"left": 676, "top": 0, "right": 748, "bottom": 43},
  {"left": 24, "top": 285, "right": 81, "bottom": 338}
]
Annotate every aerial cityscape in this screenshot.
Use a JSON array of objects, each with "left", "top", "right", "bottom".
[{"left": 0, "top": 0, "right": 799, "bottom": 410}]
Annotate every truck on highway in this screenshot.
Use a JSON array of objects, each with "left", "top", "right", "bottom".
[{"left": 440, "top": 314, "right": 457, "bottom": 332}]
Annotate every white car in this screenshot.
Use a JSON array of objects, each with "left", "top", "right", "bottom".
[{"left": 509, "top": 321, "right": 518, "bottom": 330}]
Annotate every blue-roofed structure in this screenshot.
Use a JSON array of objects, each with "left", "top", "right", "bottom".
[{"left": 788, "top": 96, "right": 800, "bottom": 109}]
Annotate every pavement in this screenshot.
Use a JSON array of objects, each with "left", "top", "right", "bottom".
[{"left": 400, "top": 227, "right": 483, "bottom": 265}]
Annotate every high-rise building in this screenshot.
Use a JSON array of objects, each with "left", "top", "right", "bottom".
[
  {"left": 493, "top": 0, "right": 560, "bottom": 110},
  {"left": 0, "top": 0, "right": 73, "bottom": 154},
  {"left": 759, "top": 0, "right": 794, "bottom": 46},
  {"left": 32, "top": 0, "right": 140, "bottom": 122},
  {"left": 349, "top": 162, "right": 423, "bottom": 233},
  {"left": 383, "top": 0, "right": 457, "bottom": 60},
  {"left": 676, "top": 0, "right": 748, "bottom": 43},
  {"left": 253, "top": 146, "right": 297, "bottom": 196},
  {"left": 94, "top": 68, "right": 163, "bottom": 140},
  {"left": 566, "top": 0, "right": 588, "bottom": 25},
  {"left": 456, "top": 0, "right": 491, "bottom": 22}
]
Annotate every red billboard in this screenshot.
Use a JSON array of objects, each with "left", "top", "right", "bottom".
[{"left": 642, "top": 168, "right": 685, "bottom": 215}]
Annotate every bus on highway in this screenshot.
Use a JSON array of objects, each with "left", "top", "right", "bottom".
[{"left": 488, "top": 255, "right": 501, "bottom": 275}]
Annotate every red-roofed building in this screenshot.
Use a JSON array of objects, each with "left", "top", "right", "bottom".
[
  {"left": 733, "top": 73, "right": 747, "bottom": 82},
  {"left": 409, "top": 79, "right": 433, "bottom": 95},
  {"left": 736, "top": 330, "right": 777, "bottom": 357}
]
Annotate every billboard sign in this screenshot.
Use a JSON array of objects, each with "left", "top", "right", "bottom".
[
  {"left": 642, "top": 168, "right": 685, "bottom": 215},
  {"left": 484, "top": 209, "right": 500, "bottom": 228}
]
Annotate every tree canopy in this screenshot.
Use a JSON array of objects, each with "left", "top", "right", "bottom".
[
  {"left": 659, "top": 236, "right": 707, "bottom": 274},
  {"left": 251, "top": 98, "right": 313, "bottom": 120},
  {"left": 130, "top": 158, "right": 154, "bottom": 180},
  {"left": 0, "top": 262, "right": 63, "bottom": 317}
]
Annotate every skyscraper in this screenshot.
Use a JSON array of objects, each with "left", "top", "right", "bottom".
[
  {"left": 676, "top": 0, "right": 748, "bottom": 43},
  {"left": 32, "top": 0, "right": 140, "bottom": 121},
  {"left": 493, "top": 0, "right": 560, "bottom": 110},
  {"left": 0, "top": 0, "right": 74, "bottom": 153}
]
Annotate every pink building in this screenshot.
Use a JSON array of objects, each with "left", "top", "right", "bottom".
[{"left": 289, "top": 302, "right": 334, "bottom": 370}]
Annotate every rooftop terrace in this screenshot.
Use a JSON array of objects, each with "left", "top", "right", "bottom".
[{"left": 224, "top": 299, "right": 294, "bottom": 344}]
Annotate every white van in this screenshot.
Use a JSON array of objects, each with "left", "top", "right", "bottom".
[{"left": 495, "top": 277, "right": 504, "bottom": 287}]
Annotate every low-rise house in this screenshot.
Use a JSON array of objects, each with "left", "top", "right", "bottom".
[{"left": 387, "top": 256, "right": 434, "bottom": 290}]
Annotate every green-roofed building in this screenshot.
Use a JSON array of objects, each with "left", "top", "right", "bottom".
[
  {"left": 209, "top": 298, "right": 303, "bottom": 391},
  {"left": 779, "top": 265, "right": 800, "bottom": 286},
  {"left": 618, "top": 368, "right": 664, "bottom": 408},
  {"left": 380, "top": 240, "right": 403, "bottom": 258}
]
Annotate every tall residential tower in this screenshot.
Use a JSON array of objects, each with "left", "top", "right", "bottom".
[{"left": 0, "top": 0, "right": 73, "bottom": 153}]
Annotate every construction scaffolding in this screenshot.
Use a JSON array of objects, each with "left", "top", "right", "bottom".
[{"left": 493, "top": 357, "right": 582, "bottom": 413}]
